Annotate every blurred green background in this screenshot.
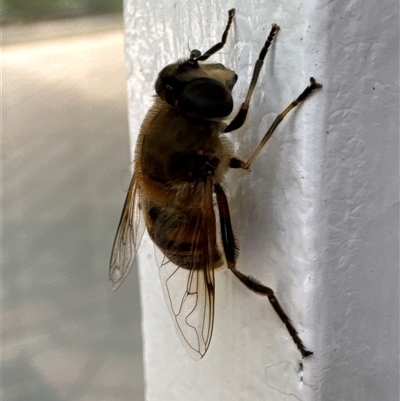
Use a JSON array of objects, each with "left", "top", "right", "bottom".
[{"left": 2, "top": 0, "right": 123, "bottom": 23}]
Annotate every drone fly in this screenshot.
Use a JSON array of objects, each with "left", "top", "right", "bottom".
[{"left": 110, "top": 8, "right": 321, "bottom": 360}]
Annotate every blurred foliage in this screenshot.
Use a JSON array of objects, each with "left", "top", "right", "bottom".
[{"left": 2, "top": 0, "right": 123, "bottom": 23}]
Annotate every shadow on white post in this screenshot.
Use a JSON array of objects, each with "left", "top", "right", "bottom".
[{"left": 123, "top": 1, "right": 398, "bottom": 400}]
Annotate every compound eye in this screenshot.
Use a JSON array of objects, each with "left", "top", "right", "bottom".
[
  {"left": 155, "top": 76, "right": 183, "bottom": 105},
  {"left": 164, "top": 84, "right": 178, "bottom": 105},
  {"left": 155, "top": 76, "right": 164, "bottom": 96},
  {"left": 178, "top": 78, "right": 233, "bottom": 118}
]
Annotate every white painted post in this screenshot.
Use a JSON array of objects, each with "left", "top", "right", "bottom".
[{"left": 124, "top": 1, "right": 398, "bottom": 400}]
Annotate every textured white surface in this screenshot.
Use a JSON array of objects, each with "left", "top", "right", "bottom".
[{"left": 124, "top": 0, "right": 398, "bottom": 400}]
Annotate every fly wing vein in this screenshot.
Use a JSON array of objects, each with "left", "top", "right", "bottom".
[
  {"left": 158, "top": 178, "right": 216, "bottom": 359},
  {"left": 109, "top": 174, "right": 146, "bottom": 290}
]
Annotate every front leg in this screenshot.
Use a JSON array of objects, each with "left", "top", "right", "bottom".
[
  {"left": 224, "top": 24, "right": 280, "bottom": 133},
  {"left": 195, "top": 9, "right": 235, "bottom": 61}
]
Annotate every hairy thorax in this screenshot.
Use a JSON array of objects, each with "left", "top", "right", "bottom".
[{"left": 135, "top": 100, "right": 232, "bottom": 210}]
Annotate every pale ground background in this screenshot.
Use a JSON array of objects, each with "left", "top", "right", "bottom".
[{"left": 3, "top": 15, "right": 145, "bottom": 401}]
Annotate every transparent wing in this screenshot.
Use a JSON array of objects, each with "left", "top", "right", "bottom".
[
  {"left": 109, "top": 173, "right": 145, "bottom": 290},
  {"left": 154, "top": 178, "right": 218, "bottom": 360}
]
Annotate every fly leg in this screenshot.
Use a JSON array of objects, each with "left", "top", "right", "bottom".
[
  {"left": 225, "top": 23, "right": 280, "bottom": 133},
  {"left": 241, "top": 78, "right": 322, "bottom": 169},
  {"left": 194, "top": 9, "right": 235, "bottom": 61},
  {"left": 214, "top": 183, "right": 313, "bottom": 358}
]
